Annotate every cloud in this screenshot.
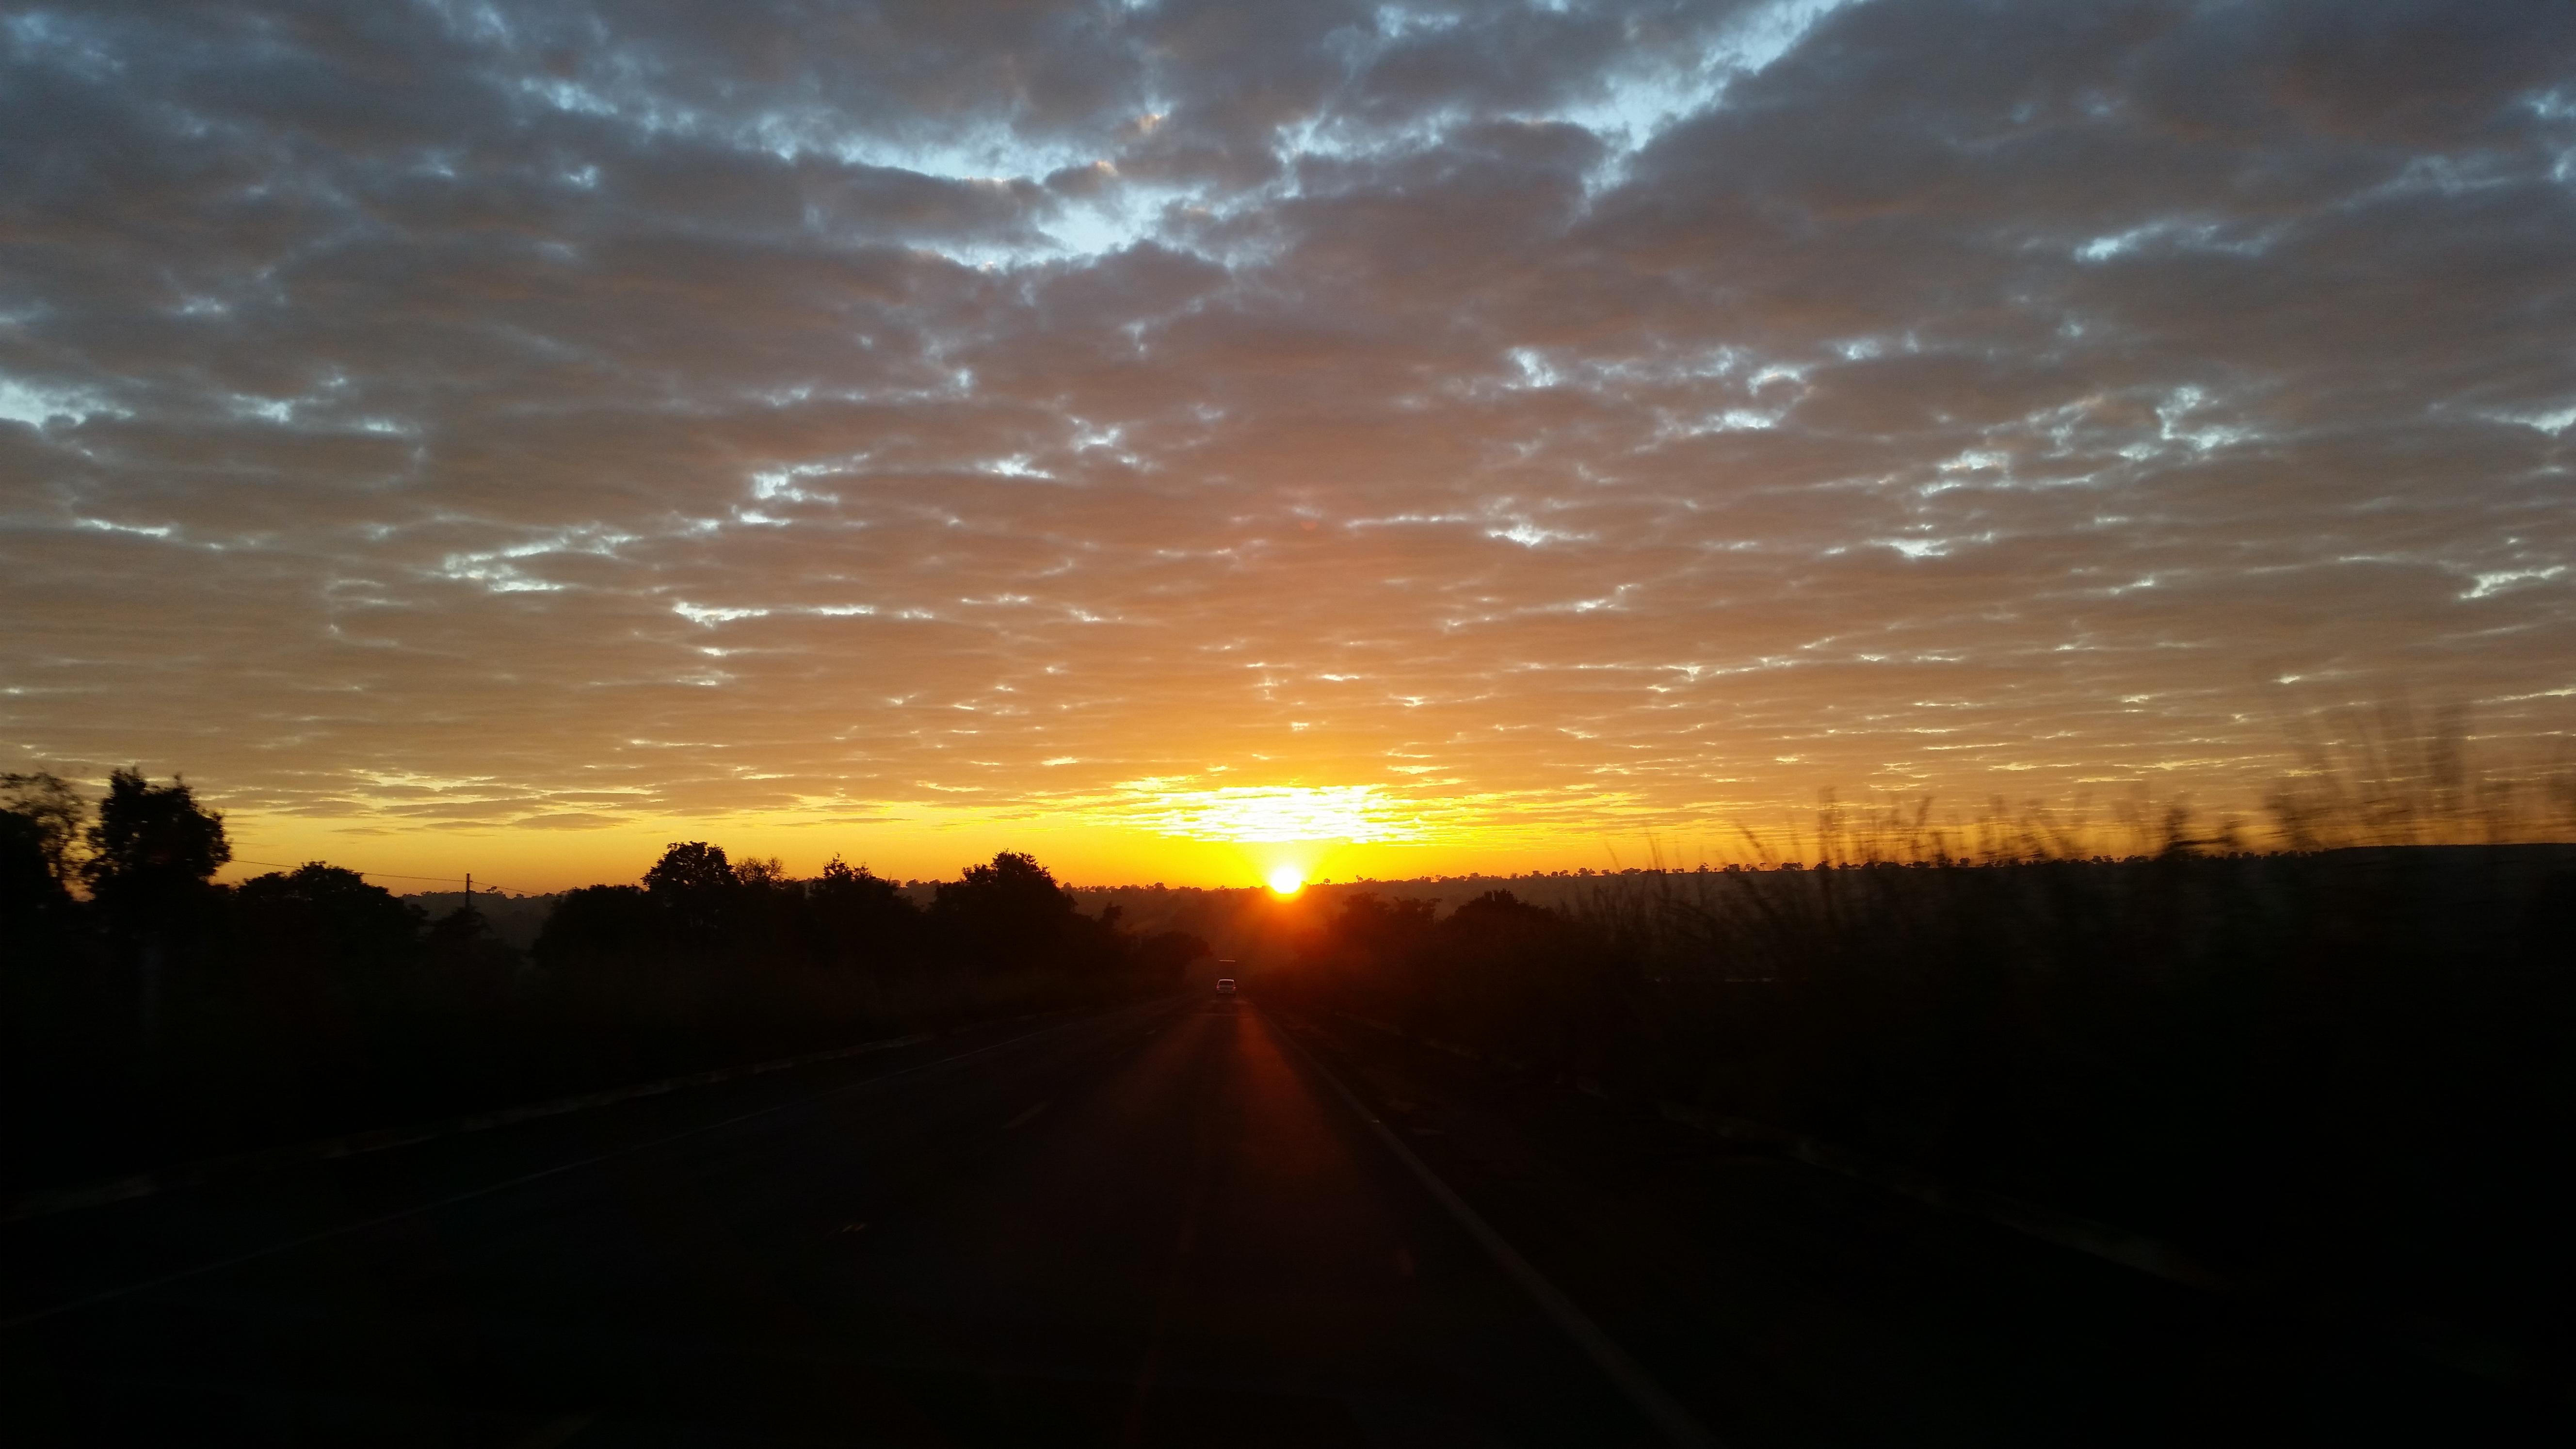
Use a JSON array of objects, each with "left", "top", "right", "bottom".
[{"left": 3, "top": 0, "right": 2573, "bottom": 878}]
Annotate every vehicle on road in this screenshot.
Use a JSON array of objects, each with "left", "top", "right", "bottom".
[{"left": 1215, "top": 978, "right": 1237, "bottom": 996}]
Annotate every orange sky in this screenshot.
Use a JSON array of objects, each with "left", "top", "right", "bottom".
[{"left": 7, "top": 0, "right": 2575, "bottom": 894}]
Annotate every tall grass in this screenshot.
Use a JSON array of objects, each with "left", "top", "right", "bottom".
[{"left": 1272, "top": 719, "right": 2576, "bottom": 1355}]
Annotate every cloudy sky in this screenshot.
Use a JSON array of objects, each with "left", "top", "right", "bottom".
[{"left": 5, "top": 0, "right": 2574, "bottom": 888}]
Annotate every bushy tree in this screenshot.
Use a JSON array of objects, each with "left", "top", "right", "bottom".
[
  {"left": 644, "top": 840, "right": 737, "bottom": 943},
  {"left": 230, "top": 864, "right": 424, "bottom": 972},
  {"left": 80, "top": 769, "right": 229, "bottom": 941},
  {"left": 1, "top": 809, "right": 70, "bottom": 923},
  {"left": 933, "top": 851, "right": 1084, "bottom": 973},
  {"left": 724, "top": 853, "right": 813, "bottom": 965},
  {"left": 424, "top": 902, "right": 515, "bottom": 969},
  {"left": 811, "top": 856, "right": 921, "bottom": 968},
  {"left": 421, "top": 905, "right": 522, "bottom": 1012},
  {"left": 645, "top": 840, "right": 736, "bottom": 896},
  {"left": 1, "top": 771, "right": 86, "bottom": 889},
  {"left": 532, "top": 884, "right": 660, "bottom": 969},
  {"left": 732, "top": 855, "right": 789, "bottom": 889}
]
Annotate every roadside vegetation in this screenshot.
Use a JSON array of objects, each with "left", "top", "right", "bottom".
[
  {"left": 1277, "top": 845, "right": 2573, "bottom": 1338},
  {"left": 1263, "top": 728, "right": 2576, "bottom": 1370},
  {"left": 0, "top": 771, "right": 1203, "bottom": 1195},
  {"left": 6, "top": 711, "right": 2571, "bottom": 1365}
]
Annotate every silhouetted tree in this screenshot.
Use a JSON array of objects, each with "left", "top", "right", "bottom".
[
  {"left": 230, "top": 864, "right": 425, "bottom": 972},
  {"left": 421, "top": 904, "right": 522, "bottom": 1011},
  {"left": 732, "top": 855, "right": 789, "bottom": 888},
  {"left": 726, "top": 853, "right": 817, "bottom": 965},
  {"left": 811, "top": 856, "right": 921, "bottom": 969},
  {"left": 532, "top": 885, "right": 660, "bottom": 969},
  {"left": 81, "top": 769, "right": 229, "bottom": 948},
  {"left": 645, "top": 840, "right": 735, "bottom": 896},
  {"left": 1, "top": 809, "right": 70, "bottom": 925},
  {"left": 1, "top": 771, "right": 86, "bottom": 890},
  {"left": 424, "top": 902, "right": 510, "bottom": 964},
  {"left": 644, "top": 840, "right": 737, "bottom": 944},
  {"left": 933, "top": 851, "right": 1086, "bottom": 974}
]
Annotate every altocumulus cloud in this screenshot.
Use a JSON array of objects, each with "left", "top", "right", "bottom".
[{"left": 2, "top": 0, "right": 2573, "bottom": 858}]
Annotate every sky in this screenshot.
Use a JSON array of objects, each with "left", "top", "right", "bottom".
[{"left": 4, "top": 0, "right": 2575, "bottom": 892}]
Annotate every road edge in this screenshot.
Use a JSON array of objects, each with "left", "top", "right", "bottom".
[{"left": 1258, "top": 1001, "right": 1722, "bottom": 1449}]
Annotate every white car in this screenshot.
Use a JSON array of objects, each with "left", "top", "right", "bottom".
[{"left": 1214, "top": 978, "right": 1237, "bottom": 996}]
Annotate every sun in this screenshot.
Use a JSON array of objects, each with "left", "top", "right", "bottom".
[{"left": 1266, "top": 865, "right": 1305, "bottom": 897}]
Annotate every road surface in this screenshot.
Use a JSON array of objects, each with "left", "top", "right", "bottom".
[{"left": 0, "top": 994, "right": 2543, "bottom": 1444}]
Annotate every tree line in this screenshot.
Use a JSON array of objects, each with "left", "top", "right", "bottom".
[{"left": 0, "top": 771, "right": 1204, "bottom": 1194}]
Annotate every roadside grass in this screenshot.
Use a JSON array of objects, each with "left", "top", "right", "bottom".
[{"left": 1270, "top": 720, "right": 2576, "bottom": 1375}]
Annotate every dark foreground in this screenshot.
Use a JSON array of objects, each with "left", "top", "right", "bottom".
[{"left": 1, "top": 995, "right": 2547, "bottom": 1445}]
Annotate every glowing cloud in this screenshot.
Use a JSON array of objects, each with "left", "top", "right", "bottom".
[
  {"left": 1111, "top": 785, "right": 1426, "bottom": 844},
  {"left": 6, "top": 0, "right": 2575, "bottom": 887}
]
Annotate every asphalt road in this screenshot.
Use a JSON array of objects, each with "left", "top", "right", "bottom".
[{"left": 0, "top": 993, "right": 2546, "bottom": 1445}]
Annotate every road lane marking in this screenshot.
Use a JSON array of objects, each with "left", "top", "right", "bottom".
[
  {"left": 1002, "top": 1101, "right": 1051, "bottom": 1130},
  {"left": 1259, "top": 1004, "right": 1722, "bottom": 1449},
  {"left": 2, "top": 1002, "right": 1176, "bottom": 1331}
]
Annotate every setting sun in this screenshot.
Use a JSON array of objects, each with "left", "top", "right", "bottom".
[{"left": 1266, "top": 866, "right": 1305, "bottom": 897}]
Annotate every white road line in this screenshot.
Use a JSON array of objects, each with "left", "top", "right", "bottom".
[
  {"left": 1259, "top": 1003, "right": 1722, "bottom": 1449},
  {"left": 2, "top": 1006, "right": 1157, "bottom": 1331}
]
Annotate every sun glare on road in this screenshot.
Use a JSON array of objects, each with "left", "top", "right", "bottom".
[{"left": 1267, "top": 867, "right": 1305, "bottom": 896}]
